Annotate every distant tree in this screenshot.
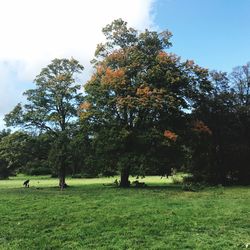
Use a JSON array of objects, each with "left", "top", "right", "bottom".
[
  {"left": 0, "top": 130, "right": 53, "bottom": 177},
  {"left": 0, "top": 131, "right": 31, "bottom": 178},
  {"left": 229, "top": 63, "right": 250, "bottom": 184},
  {"left": 81, "top": 19, "right": 210, "bottom": 187},
  {"left": 190, "top": 68, "right": 250, "bottom": 185},
  {"left": 22, "top": 133, "right": 53, "bottom": 175},
  {"left": 5, "top": 58, "right": 84, "bottom": 188},
  {"left": 67, "top": 125, "right": 97, "bottom": 178},
  {"left": 231, "top": 62, "right": 250, "bottom": 106},
  {"left": 0, "top": 129, "right": 11, "bottom": 179},
  {"left": 0, "top": 158, "right": 8, "bottom": 179}
]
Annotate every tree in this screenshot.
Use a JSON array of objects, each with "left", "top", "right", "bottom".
[
  {"left": 0, "top": 131, "right": 32, "bottom": 178},
  {"left": 81, "top": 19, "right": 210, "bottom": 187},
  {"left": 61, "top": 125, "right": 97, "bottom": 178},
  {"left": 5, "top": 58, "right": 84, "bottom": 188},
  {"left": 229, "top": 64, "right": 250, "bottom": 184},
  {"left": 189, "top": 68, "right": 250, "bottom": 185},
  {"left": 22, "top": 133, "right": 53, "bottom": 176},
  {"left": 231, "top": 62, "right": 250, "bottom": 106},
  {"left": 0, "top": 129, "right": 11, "bottom": 179}
]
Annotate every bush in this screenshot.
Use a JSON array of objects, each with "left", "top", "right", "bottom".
[{"left": 0, "top": 159, "right": 11, "bottom": 179}]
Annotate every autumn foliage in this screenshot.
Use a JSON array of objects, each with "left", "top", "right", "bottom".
[
  {"left": 164, "top": 130, "right": 178, "bottom": 142},
  {"left": 101, "top": 67, "right": 126, "bottom": 86},
  {"left": 80, "top": 101, "right": 91, "bottom": 110},
  {"left": 192, "top": 120, "right": 212, "bottom": 135},
  {"left": 157, "top": 51, "right": 179, "bottom": 64}
]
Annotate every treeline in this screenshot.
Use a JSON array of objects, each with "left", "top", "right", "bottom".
[{"left": 0, "top": 19, "right": 249, "bottom": 186}]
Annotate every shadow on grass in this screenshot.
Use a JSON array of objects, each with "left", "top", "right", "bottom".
[
  {"left": 143, "top": 184, "right": 182, "bottom": 190},
  {"left": 103, "top": 183, "right": 183, "bottom": 192},
  {"left": 0, "top": 180, "right": 184, "bottom": 193},
  {"left": 51, "top": 182, "right": 184, "bottom": 191}
]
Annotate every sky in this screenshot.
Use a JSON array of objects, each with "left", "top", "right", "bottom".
[{"left": 0, "top": 0, "right": 250, "bottom": 129}]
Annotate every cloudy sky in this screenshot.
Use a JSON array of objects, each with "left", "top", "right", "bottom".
[{"left": 0, "top": 0, "right": 250, "bottom": 129}]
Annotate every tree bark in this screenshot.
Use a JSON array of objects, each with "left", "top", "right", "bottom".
[
  {"left": 58, "top": 134, "right": 68, "bottom": 190},
  {"left": 120, "top": 167, "right": 130, "bottom": 187},
  {"left": 59, "top": 165, "right": 66, "bottom": 190}
]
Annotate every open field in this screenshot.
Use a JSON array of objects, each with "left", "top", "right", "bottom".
[{"left": 0, "top": 176, "right": 249, "bottom": 249}]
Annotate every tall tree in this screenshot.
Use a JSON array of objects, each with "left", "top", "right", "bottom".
[
  {"left": 5, "top": 58, "right": 84, "bottom": 188},
  {"left": 230, "top": 63, "right": 250, "bottom": 183},
  {"left": 81, "top": 19, "right": 210, "bottom": 187}
]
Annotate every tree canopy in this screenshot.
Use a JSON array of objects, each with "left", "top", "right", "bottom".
[{"left": 80, "top": 19, "right": 212, "bottom": 186}]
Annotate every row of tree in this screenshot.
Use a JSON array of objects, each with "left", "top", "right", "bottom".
[{"left": 0, "top": 19, "right": 249, "bottom": 187}]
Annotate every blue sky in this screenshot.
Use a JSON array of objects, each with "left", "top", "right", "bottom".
[
  {"left": 154, "top": 0, "right": 250, "bottom": 72},
  {"left": 0, "top": 0, "right": 249, "bottom": 129}
]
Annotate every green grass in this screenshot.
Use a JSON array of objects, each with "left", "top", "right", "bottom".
[{"left": 0, "top": 176, "right": 249, "bottom": 249}]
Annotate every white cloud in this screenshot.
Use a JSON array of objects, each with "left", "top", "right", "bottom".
[{"left": 0, "top": 0, "right": 156, "bottom": 129}]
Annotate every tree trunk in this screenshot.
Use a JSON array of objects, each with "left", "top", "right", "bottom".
[
  {"left": 120, "top": 167, "right": 130, "bottom": 187},
  {"left": 58, "top": 135, "right": 68, "bottom": 190},
  {"left": 59, "top": 165, "right": 66, "bottom": 190}
]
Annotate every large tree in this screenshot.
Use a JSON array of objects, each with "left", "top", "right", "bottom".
[
  {"left": 81, "top": 19, "right": 210, "bottom": 187},
  {"left": 5, "top": 58, "right": 84, "bottom": 188}
]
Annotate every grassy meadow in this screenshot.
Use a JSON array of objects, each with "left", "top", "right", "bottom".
[{"left": 0, "top": 175, "right": 249, "bottom": 249}]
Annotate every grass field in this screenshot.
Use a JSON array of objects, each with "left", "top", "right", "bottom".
[{"left": 0, "top": 176, "right": 249, "bottom": 250}]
